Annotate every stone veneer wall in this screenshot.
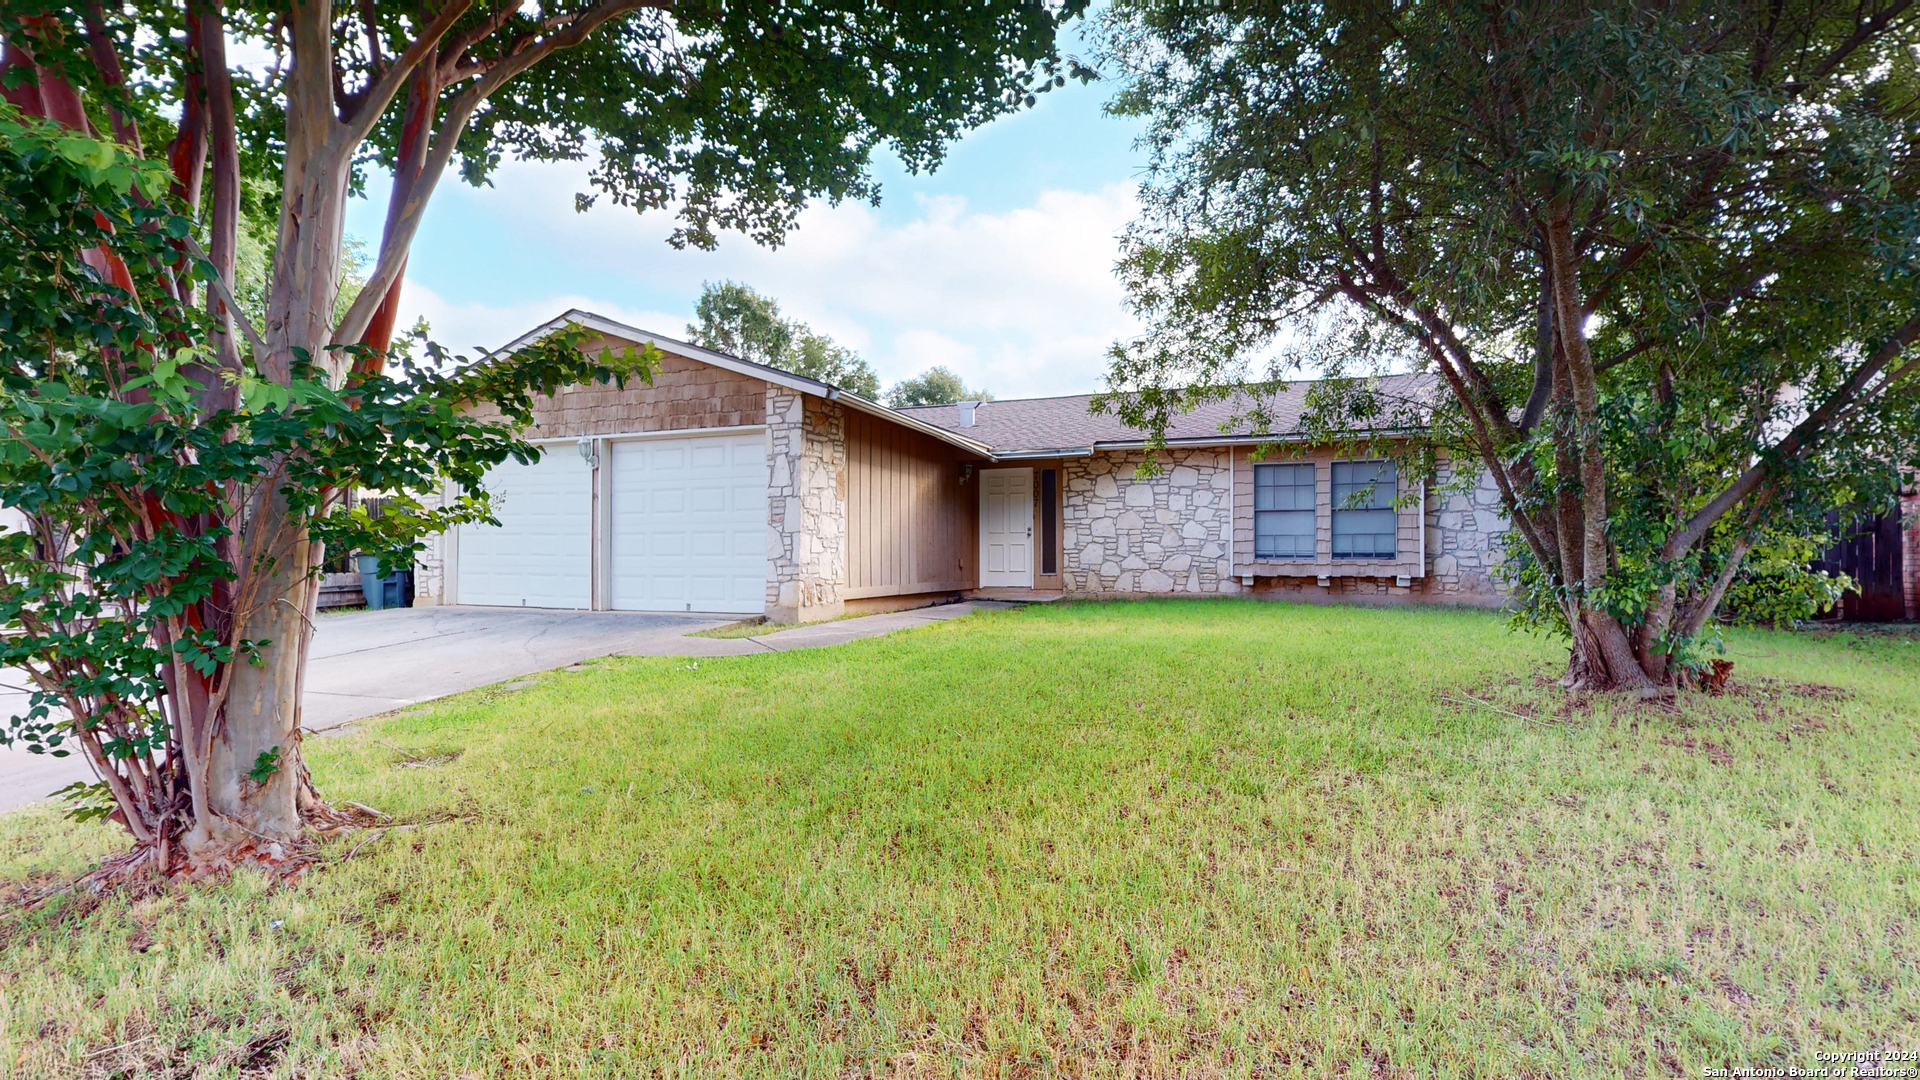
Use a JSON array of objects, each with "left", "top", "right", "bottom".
[
  {"left": 1060, "top": 447, "right": 1510, "bottom": 606},
  {"left": 1061, "top": 449, "right": 1240, "bottom": 595},
  {"left": 1422, "top": 452, "right": 1510, "bottom": 604},
  {"left": 766, "top": 387, "right": 848, "bottom": 622},
  {"left": 416, "top": 523, "right": 447, "bottom": 606}
]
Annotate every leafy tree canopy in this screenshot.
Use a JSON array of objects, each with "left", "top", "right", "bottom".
[
  {"left": 686, "top": 280, "right": 881, "bottom": 398},
  {"left": 887, "top": 365, "right": 992, "bottom": 407}
]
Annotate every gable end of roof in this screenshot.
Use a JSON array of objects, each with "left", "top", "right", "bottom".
[{"left": 500, "top": 309, "right": 996, "bottom": 458}]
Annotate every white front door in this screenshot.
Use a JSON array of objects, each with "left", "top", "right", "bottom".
[
  {"left": 979, "top": 467, "right": 1034, "bottom": 588},
  {"left": 456, "top": 451, "right": 593, "bottom": 609},
  {"left": 607, "top": 432, "right": 769, "bottom": 614}
]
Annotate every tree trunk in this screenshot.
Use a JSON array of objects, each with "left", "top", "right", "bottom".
[
  {"left": 184, "top": 490, "right": 313, "bottom": 864},
  {"left": 182, "top": 0, "right": 340, "bottom": 863},
  {"left": 196, "top": 0, "right": 242, "bottom": 394},
  {"left": 356, "top": 64, "right": 439, "bottom": 363},
  {"left": 263, "top": 0, "right": 348, "bottom": 384},
  {"left": 1542, "top": 207, "right": 1657, "bottom": 693}
]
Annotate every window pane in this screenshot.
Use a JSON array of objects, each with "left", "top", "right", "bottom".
[
  {"left": 1254, "top": 462, "right": 1314, "bottom": 511},
  {"left": 1332, "top": 508, "right": 1397, "bottom": 558},
  {"left": 1040, "top": 469, "right": 1057, "bottom": 575},
  {"left": 1255, "top": 509, "right": 1315, "bottom": 558},
  {"left": 1332, "top": 460, "right": 1394, "bottom": 510},
  {"left": 1331, "top": 461, "right": 1397, "bottom": 558}
]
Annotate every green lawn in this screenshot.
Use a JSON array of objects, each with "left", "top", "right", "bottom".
[{"left": 2, "top": 600, "right": 1916, "bottom": 1078}]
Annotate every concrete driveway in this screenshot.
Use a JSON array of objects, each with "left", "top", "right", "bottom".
[{"left": 0, "top": 606, "right": 731, "bottom": 813}]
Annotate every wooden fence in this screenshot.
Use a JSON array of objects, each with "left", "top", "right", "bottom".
[{"left": 1813, "top": 504, "right": 1914, "bottom": 622}]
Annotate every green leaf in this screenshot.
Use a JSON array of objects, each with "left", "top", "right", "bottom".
[{"left": 249, "top": 746, "right": 282, "bottom": 784}]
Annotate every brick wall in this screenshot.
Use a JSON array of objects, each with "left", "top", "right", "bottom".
[{"left": 462, "top": 337, "right": 766, "bottom": 438}]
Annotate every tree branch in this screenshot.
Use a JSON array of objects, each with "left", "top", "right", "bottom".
[
  {"left": 436, "top": 0, "right": 525, "bottom": 82},
  {"left": 195, "top": 0, "right": 244, "bottom": 397},
  {"left": 1802, "top": 0, "right": 1916, "bottom": 84},
  {"left": 329, "top": 0, "right": 475, "bottom": 157},
  {"left": 182, "top": 235, "right": 269, "bottom": 362},
  {"left": 1518, "top": 262, "right": 1554, "bottom": 432},
  {"left": 1662, "top": 310, "right": 1920, "bottom": 560},
  {"left": 81, "top": 1, "right": 140, "bottom": 151},
  {"left": 333, "top": 0, "right": 657, "bottom": 347}
]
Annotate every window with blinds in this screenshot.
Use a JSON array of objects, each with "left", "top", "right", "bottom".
[
  {"left": 1331, "top": 460, "right": 1397, "bottom": 559},
  {"left": 1253, "top": 463, "right": 1316, "bottom": 558}
]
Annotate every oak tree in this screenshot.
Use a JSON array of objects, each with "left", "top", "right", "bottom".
[{"left": 1098, "top": 0, "right": 1920, "bottom": 690}]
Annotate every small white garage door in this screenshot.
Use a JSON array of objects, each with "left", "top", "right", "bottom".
[
  {"left": 456, "top": 450, "right": 592, "bottom": 608},
  {"left": 609, "top": 433, "right": 768, "bottom": 614}
]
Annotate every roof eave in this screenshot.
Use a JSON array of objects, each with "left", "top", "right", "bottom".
[
  {"left": 501, "top": 309, "right": 838, "bottom": 399},
  {"left": 1087, "top": 429, "right": 1425, "bottom": 451},
  {"left": 827, "top": 390, "right": 999, "bottom": 458},
  {"left": 989, "top": 447, "right": 1094, "bottom": 459}
]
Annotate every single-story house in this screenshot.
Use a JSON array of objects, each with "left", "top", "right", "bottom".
[{"left": 414, "top": 310, "right": 1515, "bottom": 621}]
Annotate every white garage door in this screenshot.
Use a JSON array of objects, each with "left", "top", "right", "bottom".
[
  {"left": 456, "top": 450, "right": 592, "bottom": 608},
  {"left": 609, "top": 433, "right": 768, "bottom": 614}
]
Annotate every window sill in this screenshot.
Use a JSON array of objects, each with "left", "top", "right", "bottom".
[{"left": 1238, "top": 558, "right": 1424, "bottom": 578}]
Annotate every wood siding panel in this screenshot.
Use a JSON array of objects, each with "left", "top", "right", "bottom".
[{"left": 844, "top": 410, "right": 976, "bottom": 597}]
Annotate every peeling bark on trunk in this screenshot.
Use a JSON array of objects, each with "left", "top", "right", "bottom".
[
  {"left": 196, "top": 0, "right": 242, "bottom": 391},
  {"left": 186, "top": 490, "right": 312, "bottom": 861},
  {"left": 357, "top": 64, "right": 439, "bottom": 363}
]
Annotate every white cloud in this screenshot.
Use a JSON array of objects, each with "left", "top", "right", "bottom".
[
  {"left": 379, "top": 157, "right": 1141, "bottom": 398},
  {"left": 395, "top": 282, "right": 684, "bottom": 357},
  {"left": 891, "top": 330, "right": 980, "bottom": 376}
]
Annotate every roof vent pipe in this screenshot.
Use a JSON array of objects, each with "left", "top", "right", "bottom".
[{"left": 957, "top": 400, "right": 979, "bottom": 428}]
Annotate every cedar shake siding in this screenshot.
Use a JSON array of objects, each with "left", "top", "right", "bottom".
[{"left": 462, "top": 337, "right": 767, "bottom": 439}]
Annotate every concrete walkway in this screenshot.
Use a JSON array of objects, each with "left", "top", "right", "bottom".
[
  {"left": 619, "top": 601, "right": 1011, "bottom": 657},
  {"left": 0, "top": 600, "right": 1009, "bottom": 812}
]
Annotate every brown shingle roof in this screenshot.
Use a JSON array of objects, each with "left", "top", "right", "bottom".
[{"left": 894, "top": 374, "right": 1437, "bottom": 455}]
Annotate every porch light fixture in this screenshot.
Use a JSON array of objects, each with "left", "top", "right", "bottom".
[
  {"left": 577, "top": 437, "right": 599, "bottom": 468},
  {"left": 959, "top": 463, "right": 974, "bottom": 484}
]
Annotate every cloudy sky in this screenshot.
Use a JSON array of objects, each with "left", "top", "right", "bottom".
[{"left": 341, "top": 22, "right": 1146, "bottom": 400}]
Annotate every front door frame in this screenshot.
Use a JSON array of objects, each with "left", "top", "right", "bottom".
[{"left": 978, "top": 466, "right": 1035, "bottom": 588}]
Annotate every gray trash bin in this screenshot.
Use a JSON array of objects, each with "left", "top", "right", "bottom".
[{"left": 355, "top": 554, "right": 385, "bottom": 610}]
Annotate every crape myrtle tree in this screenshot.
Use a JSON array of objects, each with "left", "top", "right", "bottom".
[
  {"left": 0, "top": 118, "right": 645, "bottom": 874},
  {"left": 0, "top": 0, "right": 1086, "bottom": 877},
  {"left": 1097, "top": 0, "right": 1920, "bottom": 691}
]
